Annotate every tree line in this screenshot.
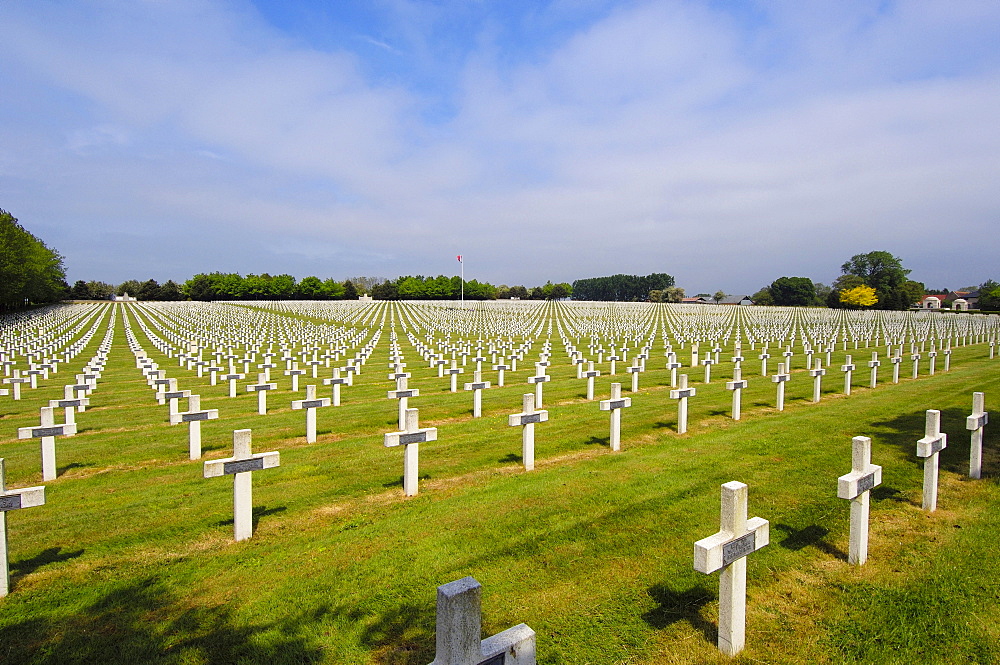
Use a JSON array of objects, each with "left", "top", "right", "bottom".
[
  {"left": 0, "top": 209, "right": 69, "bottom": 311},
  {"left": 571, "top": 273, "right": 675, "bottom": 302},
  {"left": 750, "top": 250, "right": 997, "bottom": 311}
]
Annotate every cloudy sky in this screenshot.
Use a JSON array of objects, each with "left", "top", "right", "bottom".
[{"left": 2, "top": 1, "right": 998, "bottom": 294}]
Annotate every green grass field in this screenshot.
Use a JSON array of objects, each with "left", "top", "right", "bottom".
[{"left": 0, "top": 302, "right": 997, "bottom": 664}]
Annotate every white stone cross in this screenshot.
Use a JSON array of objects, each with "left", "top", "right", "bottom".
[
  {"left": 17, "top": 406, "right": 77, "bottom": 481},
  {"left": 388, "top": 375, "right": 419, "bottom": 429},
  {"left": 916, "top": 409, "right": 947, "bottom": 511},
  {"left": 464, "top": 371, "right": 491, "bottom": 418},
  {"left": 967, "top": 392, "right": 988, "bottom": 480},
  {"left": 0, "top": 459, "right": 46, "bottom": 597},
  {"left": 626, "top": 360, "right": 643, "bottom": 393},
  {"left": 890, "top": 353, "right": 902, "bottom": 384},
  {"left": 927, "top": 348, "right": 937, "bottom": 376},
  {"left": 220, "top": 372, "right": 246, "bottom": 398},
  {"left": 492, "top": 360, "right": 509, "bottom": 387},
  {"left": 758, "top": 350, "right": 770, "bottom": 376},
  {"left": 837, "top": 436, "right": 882, "bottom": 565},
  {"left": 725, "top": 366, "right": 748, "bottom": 420},
  {"left": 156, "top": 380, "right": 192, "bottom": 418},
  {"left": 246, "top": 373, "right": 278, "bottom": 415},
  {"left": 203, "top": 429, "right": 280, "bottom": 541},
  {"left": 284, "top": 365, "right": 306, "bottom": 392},
  {"left": 666, "top": 354, "right": 681, "bottom": 388},
  {"left": 771, "top": 362, "right": 790, "bottom": 411},
  {"left": 170, "top": 394, "right": 219, "bottom": 459},
  {"left": 867, "top": 352, "right": 880, "bottom": 388},
  {"left": 911, "top": 353, "right": 921, "bottom": 379},
  {"left": 445, "top": 361, "right": 465, "bottom": 393},
  {"left": 841, "top": 355, "right": 856, "bottom": 395},
  {"left": 526, "top": 363, "right": 550, "bottom": 407},
  {"left": 48, "top": 385, "right": 90, "bottom": 426},
  {"left": 508, "top": 393, "right": 548, "bottom": 471},
  {"left": 669, "top": 374, "right": 696, "bottom": 434},
  {"left": 702, "top": 353, "right": 715, "bottom": 384},
  {"left": 291, "top": 385, "right": 332, "bottom": 443},
  {"left": 599, "top": 383, "right": 632, "bottom": 452},
  {"left": 2, "top": 373, "right": 30, "bottom": 401},
  {"left": 426, "top": 576, "right": 536, "bottom": 665},
  {"left": 384, "top": 408, "right": 437, "bottom": 497},
  {"left": 582, "top": 362, "right": 600, "bottom": 401},
  {"left": 323, "top": 368, "right": 349, "bottom": 405},
  {"left": 693, "top": 481, "right": 769, "bottom": 657}
]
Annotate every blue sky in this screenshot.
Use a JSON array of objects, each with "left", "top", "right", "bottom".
[{"left": 2, "top": 1, "right": 998, "bottom": 294}]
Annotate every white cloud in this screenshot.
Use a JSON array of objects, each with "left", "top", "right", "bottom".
[{"left": 0, "top": 0, "right": 997, "bottom": 291}]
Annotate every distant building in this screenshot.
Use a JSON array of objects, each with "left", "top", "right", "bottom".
[
  {"left": 680, "top": 296, "right": 712, "bottom": 304},
  {"left": 944, "top": 290, "right": 979, "bottom": 308},
  {"left": 719, "top": 295, "right": 754, "bottom": 305},
  {"left": 921, "top": 295, "right": 942, "bottom": 310},
  {"left": 113, "top": 292, "right": 137, "bottom": 302}
]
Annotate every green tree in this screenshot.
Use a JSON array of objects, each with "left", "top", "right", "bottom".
[
  {"left": 117, "top": 280, "right": 142, "bottom": 297},
  {"left": 828, "top": 274, "right": 865, "bottom": 308},
  {"left": 662, "top": 286, "right": 685, "bottom": 303},
  {"left": 751, "top": 287, "right": 774, "bottom": 306},
  {"left": 769, "top": 277, "right": 815, "bottom": 306},
  {"left": 840, "top": 251, "right": 910, "bottom": 308},
  {"left": 136, "top": 279, "right": 161, "bottom": 301},
  {"left": 159, "top": 280, "right": 184, "bottom": 301},
  {"left": 343, "top": 280, "right": 359, "bottom": 300},
  {"left": 978, "top": 280, "right": 1000, "bottom": 311},
  {"left": 86, "top": 281, "right": 116, "bottom": 300},
  {"left": 713, "top": 290, "right": 726, "bottom": 305},
  {"left": 0, "top": 209, "right": 68, "bottom": 310},
  {"left": 901, "top": 280, "right": 925, "bottom": 308}
]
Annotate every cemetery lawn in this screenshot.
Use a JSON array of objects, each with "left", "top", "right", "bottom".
[{"left": 0, "top": 305, "right": 997, "bottom": 664}]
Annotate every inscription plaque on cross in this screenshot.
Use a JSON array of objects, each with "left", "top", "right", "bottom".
[
  {"left": 837, "top": 436, "right": 882, "bottom": 565},
  {"left": 966, "top": 392, "right": 988, "bottom": 480},
  {"left": 916, "top": 409, "right": 947, "bottom": 511},
  {"left": 693, "top": 481, "right": 769, "bottom": 657},
  {"left": 0, "top": 459, "right": 46, "bottom": 597},
  {"left": 508, "top": 393, "right": 548, "bottom": 471},
  {"left": 220, "top": 372, "right": 246, "bottom": 398},
  {"left": 599, "top": 383, "right": 632, "bottom": 452},
  {"left": 203, "top": 429, "right": 280, "bottom": 541},
  {"left": 426, "top": 576, "right": 536, "bottom": 665},
  {"left": 384, "top": 408, "right": 437, "bottom": 497}
]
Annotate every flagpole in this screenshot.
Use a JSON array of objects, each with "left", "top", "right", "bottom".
[{"left": 461, "top": 258, "right": 464, "bottom": 302}]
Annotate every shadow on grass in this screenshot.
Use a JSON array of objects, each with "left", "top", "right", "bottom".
[
  {"left": 57, "top": 462, "right": 91, "bottom": 474},
  {"left": 641, "top": 582, "right": 717, "bottom": 644},
  {"left": 872, "top": 408, "right": 976, "bottom": 476},
  {"left": 382, "top": 474, "right": 432, "bottom": 489},
  {"left": 583, "top": 436, "right": 609, "bottom": 447},
  {"left": 323, "top": 599, "right": 435, "bottom": 665},
  {"left": 0, "top": 576, "right": 326, "bottom": 664},
  {"left": 10, "top": 546, "right": 84, "bottom": 579},
  {"left": 773, "top": 523, "right": 847, "bottom": 561},
  {"left": 214, "top": 504, "right": 287, "bottom": 529},
  {"left": 499, "top": 453, "right": 521, "bottom": 464}
]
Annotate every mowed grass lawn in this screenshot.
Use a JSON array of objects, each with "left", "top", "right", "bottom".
[{"left": 0, "top": 304, "right": 997, "bottom": 664}]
